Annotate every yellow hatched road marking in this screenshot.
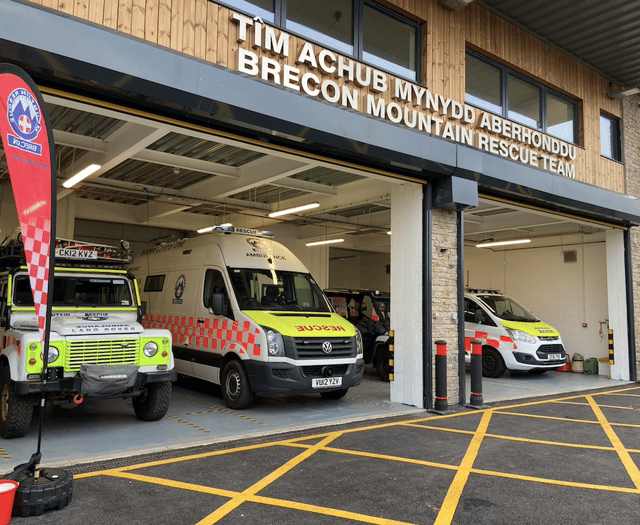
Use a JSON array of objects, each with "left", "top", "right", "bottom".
[
  {"left": 196, "top": 432, "right": 342, "bottom": 524},
  {"left": 586, "top": 395, "right": 640, "bottom": 491},
  {"left": 434, "top": 410, "right": 492, "bottom": 525},
  {"left": 557, "top": 400, "right": 634, "bottom": 410},
  {"left": 471, "top": 468, "right": 640, "bottom": 494},
  {"left": 493, "top": 411, "right": 600, "bottom": 425}
]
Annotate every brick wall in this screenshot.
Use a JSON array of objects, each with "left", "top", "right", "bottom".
[
  {"left": 431, "top": 207, "right": 459, "bottom": 402},
  {"left": 623, "top": 96, "right": 640, "bottom": 374}
]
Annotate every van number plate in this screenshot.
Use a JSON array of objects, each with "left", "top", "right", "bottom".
[
  {"left": 548, "top": 354, "right": 562, "bottom": 360},
  {"left": 312, "top": 377, "right": 343, "bottom": 388}
]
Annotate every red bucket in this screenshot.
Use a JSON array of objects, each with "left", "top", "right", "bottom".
[{"left": 0, "top": 480, "right": 18, "bottom": 525}]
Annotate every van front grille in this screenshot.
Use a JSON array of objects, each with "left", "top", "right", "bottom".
[
  {"left": 65, "top": 338, "right": 138, "bottom": 371},
  {"left": 284, "top": 337, "right": 355, "bottom": 359}
]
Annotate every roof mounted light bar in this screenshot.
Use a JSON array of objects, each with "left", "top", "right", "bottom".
[{"left": 211, "top": 225, "right": 274, "bottom": 238}]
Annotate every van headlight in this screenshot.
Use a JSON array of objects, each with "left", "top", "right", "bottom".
[
  {"left": 506, "top": 328, "right": 536, "bottom": 345},
  {"left": 143, "top": 341, "right": 159, "bottom": 357},
  {"left": 266, "top": 329, "right": 285, "bottom": 357},
  {"left": 42, "top": 346, "right": 59, "bottom": 364},
  {"left": 355, "top": 328, "right": 363, "bottom": 356}
]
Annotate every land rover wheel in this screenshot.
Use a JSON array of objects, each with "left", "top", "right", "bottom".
[
  {"left": 221, "top": 360, "right": 255, "bottom": 409},
  {"left": 0, "top": 367, "right": 34, "bottom": 439},
  {"left": 482, "top": 347, "right": 506, "bottom": 378},
  {"left": 133, "top": 380, "right": 172, "bottom": 421},
  {"left": 320, "top": 388, "right": 349, "bottom": 400}
]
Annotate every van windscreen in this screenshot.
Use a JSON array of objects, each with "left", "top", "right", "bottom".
[
  {"left": 477, "top": 294, "right": 538, "bottom": 322},
  {"left": 228, "top": 268, "right": 331, "bottom": 312}
]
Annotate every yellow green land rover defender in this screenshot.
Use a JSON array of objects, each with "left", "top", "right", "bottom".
[{"left": 0, "top": 236, "right": 175, "bottom": 438}]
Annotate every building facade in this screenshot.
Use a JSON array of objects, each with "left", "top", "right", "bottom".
[{"left": 1, "top": 0, "right": 639, "bottom": 408}]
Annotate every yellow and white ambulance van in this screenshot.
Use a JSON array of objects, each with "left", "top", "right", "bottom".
[
  {"left": 130, "top": 226, "right": 364, "bottom": 409},
  {"left": 464, "top": 288, "right": 566, "bottom": 378}
]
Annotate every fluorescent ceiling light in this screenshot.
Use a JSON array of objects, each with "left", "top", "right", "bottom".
[
  {"left": 387, "top": 231, "right": 392, "bottom": 235},
  {"left": 306, "top": 238, "right": 344, "bottom": 247},
  {"left": 476, "top": 239, "right": 531, "bottom": 248},
  {"left": 63, "top": 164, "right": 101, "bottom": 188},
  {"left": 220, "top": 223, "right": 232, "bottom": 227},
  {"left": 269, "top": 202, "right": 319, "bottom": 218},
  {"left": 197, "top": 226, "right": 214, "bottom": 233}
]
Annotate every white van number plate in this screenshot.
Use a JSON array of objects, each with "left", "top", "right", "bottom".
[
  {"left": 312, "top": 377, "right": 343, "bottom": 388},
  {"left": 548, "top": 354, "right": 562, "bottom": 360}
]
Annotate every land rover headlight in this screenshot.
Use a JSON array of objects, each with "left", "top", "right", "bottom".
[
  {"left": 266, "top": 329, "right": 284, "bottom": 357},
  {"left": 505, "top": 328, "right": 536, "bottom": 345},
  {"left": 355, "top": 328, "right": 364, "bottom": 356},
  {"left": 143, "top": 341, "right": 159, "bottom": 358},
  {"left": 41, "top": 346, "right": 59, "bottom": 364}
]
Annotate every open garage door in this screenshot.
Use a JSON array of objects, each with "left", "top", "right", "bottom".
[{"left": 463, "top": 197, "right": 632, "bottom": 402}]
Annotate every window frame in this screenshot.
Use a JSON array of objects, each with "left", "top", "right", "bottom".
[
  {"left": 466, "top": 49, "right": 579, "bottom": 145},
  {"left": 600, "top": 112, "right": 622, "bottom": 162},
  {"left": 219, "top": 0, "right": 421, "bottom": 82}
]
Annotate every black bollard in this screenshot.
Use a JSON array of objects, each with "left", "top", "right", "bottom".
[
  {"left": 434, "top": 340, "right": 449, "bottom": 412},
  {"left": 469, "top": 339, "right": 486, "bottom": 408}
]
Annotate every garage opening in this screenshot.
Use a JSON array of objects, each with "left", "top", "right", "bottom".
[{"left": 463, "top": 197, "right": 631, "bottom": 402}]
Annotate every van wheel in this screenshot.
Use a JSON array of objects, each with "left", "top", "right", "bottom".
[
  {"left": 133, "top": 381, "right": 172, "bottom": 421},
  {"left": 222, "top": 361, "right": 255, "bottom": 409},
  {"left": 482, "top": 347, "right": 506, "bottom": 378},
  {"left": 375, "top": 347, "right": 391, "bottom": 382},
  {"left": 0, "top": 367, "right": 34, "bottom": 439},
  {"left": 320, "top": 388, "right": 348, "bottom": 400}
]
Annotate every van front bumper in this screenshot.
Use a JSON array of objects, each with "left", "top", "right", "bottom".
[{"left": 244, "top": 360, "right": 364, "bottom": 395}]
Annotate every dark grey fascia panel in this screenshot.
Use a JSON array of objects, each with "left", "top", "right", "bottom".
[
  {"left": 0, "top": 0, "right": 456, "bottom": 178},
  {"left": 432, "top": 176, "right": 479, "bottom": 211},
  {"left": 455, "top": 145, "right": 640, "bottom": 225}
]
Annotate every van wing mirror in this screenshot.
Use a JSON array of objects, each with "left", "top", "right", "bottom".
[
  {"left": 474, "top": 309, "right": 485, "bottom": 324},
  {"left": 211, "top": 293, "right": 225, "bottom": 316},
  {"left": 140, "top": 301, "right": 147, "bottom": 317}
]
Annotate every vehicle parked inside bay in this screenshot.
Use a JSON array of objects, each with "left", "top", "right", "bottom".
[
  {"left": 0, "top": 234, "right": 175, "bottom": 438},
  {"left": 130, "top": 226, "right": 364, "bottom": 409},
  {"left": 324, "top": 288, "right": 391, "bottom": 381},
  {"left": 464, "top": 288, "right": 566, "bottom": 378}
]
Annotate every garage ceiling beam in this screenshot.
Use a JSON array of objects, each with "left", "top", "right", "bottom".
[{"left": 180, "top": 156, "right": 312, "bottom": 200}]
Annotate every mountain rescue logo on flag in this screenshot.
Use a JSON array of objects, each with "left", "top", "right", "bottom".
[{"left": 6, "top": 88, "right": 42, "bottom": 155}]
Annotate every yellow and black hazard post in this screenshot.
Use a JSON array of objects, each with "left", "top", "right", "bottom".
[
  {"left": 388, "top": 330, "right": 394, "bottom": 381},
  {"left": 608, "top": 329, "right": 614, "bottom": 365}
]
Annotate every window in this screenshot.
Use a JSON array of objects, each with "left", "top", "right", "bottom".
[
  {"left": 222, "top": 0, "right": 420, "bottom": 81},
  {"left": 465, "top": 50, "right": 578, "bottom": 144},
  {"left": 600, "top": 113, "right": 621, "bottom": 161},
  {"left": 144, "top": 274, "right": 165, "bottom": 292},
  {"left": 203, "top": 269, "right": 233, "bottom": 318}
]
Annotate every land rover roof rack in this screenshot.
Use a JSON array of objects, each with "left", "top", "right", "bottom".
[{"left": 0, "top": 234, "right": 133, "bottom": 270}]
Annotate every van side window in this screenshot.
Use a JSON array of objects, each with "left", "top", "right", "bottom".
[
  {"left": 14, "top": 276, "right": 34, "bottom": 306},
  {"left": 144, "top": 274, "right": 166, "bottom": 292},
  {"left": 204, "top": 269, "right": 232, "bottom": 319},
  {"left": 464, "top": 298, "right": 496, "bottom": 327}
]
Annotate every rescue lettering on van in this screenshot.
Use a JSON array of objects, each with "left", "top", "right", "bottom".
[{"left": 295, "top": 325, "right": 347, "bottom": 332}]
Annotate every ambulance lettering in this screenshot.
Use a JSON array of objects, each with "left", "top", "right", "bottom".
[{"left": 295, "top": 325, "right": 347, "bottom": 332}]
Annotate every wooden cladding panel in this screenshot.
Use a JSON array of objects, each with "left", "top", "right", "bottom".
[{"left": 22, "top": 0, "right": 625, "bottom": 193}]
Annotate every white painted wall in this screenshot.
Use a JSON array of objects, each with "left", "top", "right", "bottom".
[
  {"left": 606, "top": 229, "right": 629, "bottom": 380},
  {"left": 390, "top": 183, "right": 424, "bottom": 408},
  {"left": 328, "top": 248, "right": 390, "bottom": 291},
  {"left": 465, "top": 233, "right": 610, "bottom": 365}
]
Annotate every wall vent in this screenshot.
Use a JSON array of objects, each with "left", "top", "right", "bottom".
[{"left": 563, "top": 250, "right": 578, "bottom": 263}]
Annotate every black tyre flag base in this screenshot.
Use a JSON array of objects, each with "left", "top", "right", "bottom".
[{"left": 5, "top": 452, "right": 73, "bottom": 517}]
